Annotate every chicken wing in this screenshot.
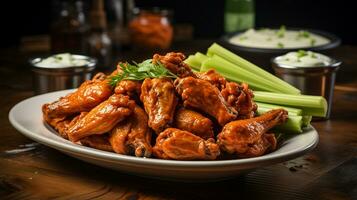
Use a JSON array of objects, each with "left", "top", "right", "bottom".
[
  {"left": 66, "top": 94, "right": 135, "bottom": 142},
  {"left": 46, "top": 112, "right": 113, "bottom": 151},
  {"left": 80, "top": 134, "right": 113, "bottom": 152},
  {"left": 42, "top": 73, "right": 113, "bottom": 118},
  {"left": 153, "top": 52, "right": 196, "bottom": 78},
  {"left": 217, "top": 109, "right": 288, "bottom": 157},
  {"left": 196, "top": 69, "right": 227, "bottom": 90},
  {"left": 173, "top": 108, "right": 214, "bottom": 139},
  {"left": 153, "top": 128, "right": 220, "bottom": 160},
  {"left": 114, "top": 80, "right": 142, "bottom": 97},
  {"left": 197, "top": 70, "right": 256, "bottom": 119},
  {"left": 221, "top": 82, "right": 257, "bottom": 119},
  {"left": 43, "top": 116, "right": 72, "bottom": 139},
  {"left": 174, "top": 77, "right": 237, "bottom": 126},
  {"left": 109, "top": 105, "right": 152, "bottom": 157},
  {"left": 240, "top": 133, "right": 278, "bottom": 158},
  {"left": 141, "top": 78, "right": 178, "bottom": 133}
]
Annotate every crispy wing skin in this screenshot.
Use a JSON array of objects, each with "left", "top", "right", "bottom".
[
  {"left": 153, "top": 128, "right": 220, "bottom": 160},
  {"left": 42, "top": 73, "right": 113, "bottom": 118},
  {"left": 173, "top": 108, "right": 214, "bottom": 139},
  {"left": 198, "top": 70, "right": 257, "bottom": 119},
  {"left": 221, "top": 82, "right": 257, "bottom": 119},
  {"left": 109, "top": 105, "right": 152, "bottom": 157},
  {"left": 140, "top": 78, "right": 178, "bottom": 133},
  {"left": 54, "top": 112, "right": 88, "bottom": 139},
  {"left": 66, "top": 94, "right": 135, "bottom": 142},
  {"left": 174, "top": 77, "right": 237, "bottom": 126},
  {"left": 217, "top": 109, "right": 288, "bottom": 157},
  {"left": 42, "top": 108, "right": 86, "bottom": 139},
  {"left": 196, "top": 69, "right": 227, "bottom": 90},
  {"left": 114, "top": 80, "right": 142, "bottom": 97},
  {"left": 80, "top": 134, "right": 113, "bottom": 152},
  {"left": 153, "top": 52, "right": 196, "bottom": 78},
  {"left": 43, "top": 116, "right": 72, "bottom": 139},
  {"left": 240, "top": 133, "right": 277, "bottom": 158}
]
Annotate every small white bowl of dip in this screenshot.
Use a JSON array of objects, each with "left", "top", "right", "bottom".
[
  {"left": 29, "top": 53, "right": 97, "bottom": 94},
  {"left": 272, "top": 50, "right": 341, "bottom": 119}
]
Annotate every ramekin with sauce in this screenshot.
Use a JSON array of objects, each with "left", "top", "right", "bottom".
[
  {"left": 272, "top": 50, "right": 341, "bottom": 119},
  {"left": 29, "top": 53, "right": 97, "bottom": 94}
]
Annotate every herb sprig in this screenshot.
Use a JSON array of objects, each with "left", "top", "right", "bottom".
[
  {"left": 276, "top": 25, "right": 286, "bottom": 38},
  {"left": 297, "top": 50, "right": 308, "bottom": 58},
  {"left": 297, "top": 30, "right": 310, "bottom": 38},
  {"left": 109, "top": 59, "right": 177, "bottom": 86}
]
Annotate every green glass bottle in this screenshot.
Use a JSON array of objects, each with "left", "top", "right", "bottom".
[{"left": 224, "top": 0, "right": 255, "bottom": 33}]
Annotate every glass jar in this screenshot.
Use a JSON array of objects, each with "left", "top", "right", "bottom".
[
  {"left": 129, "top": 8, "right": 173, "bottom": 50},
  {"left": 50, "top": 0, "right": 88, "bottom": 54},
  {"left": 86, "top": 0, "right": 112, "bottom": 68}
]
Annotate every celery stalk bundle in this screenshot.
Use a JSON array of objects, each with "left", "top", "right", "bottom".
[
  {"left": 207, "top": 43, "right": 301, "bottom": 94},
  {"left": 254, "top": 91, "right": 327, "bottom": 117},
  {"left": 184, "top": 43, "right": 327, "bottom": 132}
]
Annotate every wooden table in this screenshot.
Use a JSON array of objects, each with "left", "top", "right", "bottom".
[{"left": 1, "top": 41, "right": 356, "bottom": 199}]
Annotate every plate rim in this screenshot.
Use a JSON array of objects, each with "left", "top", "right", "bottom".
[{"left": 8, "top": 89, "right": 319, "bottom": 168}]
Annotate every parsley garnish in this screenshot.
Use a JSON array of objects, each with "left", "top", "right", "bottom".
[
  {"left": 298, "top": 30, "right": 310, "bottom": 38},
  {"left": 109, "top": 59, "right": 177, "bottom": 87},
  {"left": 276, "top": 25, "right": 286, "bottom": 38},
  {"left": 297, "top": 50, "right": 308, "bottom": 58}
]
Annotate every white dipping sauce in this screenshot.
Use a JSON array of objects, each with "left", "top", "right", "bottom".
[
  {"left": 275, "top": 50, "right": 331, "bottom": 67},
  {"left": 35, "top": 53, "right": 89, "bottom": 68},
  {"left": 230, "top": 28, "right": 330, "bottom": 49}
]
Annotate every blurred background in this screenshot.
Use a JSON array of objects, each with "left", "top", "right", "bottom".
[
  {"left": 1, "top": 0, "right": 356, "bottom": 81},
  {"left": 1, "top": 0, "right": 356, "bottom": 47}
]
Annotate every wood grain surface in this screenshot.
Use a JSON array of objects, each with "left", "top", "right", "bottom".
[{"left": 0, "top": 41, "right": 356, "bottom": 200}]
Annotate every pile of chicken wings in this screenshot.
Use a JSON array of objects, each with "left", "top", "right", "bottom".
[{"left": 42, "top": 52, "right": 288, "bottom": 160}]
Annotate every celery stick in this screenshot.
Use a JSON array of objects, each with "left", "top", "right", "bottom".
[
  {"left": 302, "top": 108, "right": 326, "bottom": 117},
  {"left": 257, "top": 106, "right": 298, "bottom": 116},
  {"left": 257, "top": 108, "right": 302, "bottom": 133},
  {"left": 254, "top": 91, "right": 327, "bottom": 108},
  {"left": 201, "top": 61, "right": 269, "bottom": 91},
  {"left": 200, "top": 64, "right": 243, "bottom": 81},
  {"left": 253, "top": 91, "right": 327, "bottom": 117},
  {"left": 257, "top": 106, "right": 299, "bottom": 116},
  {"left": 184, "top": 55, "right": 201, "bottom": 71},
  {"left": 302, "top": 115, "right": 312, "bottom": 127},
  {"left": 207, "top": 43, "right": 301, "bottom": 94},
  {"left": 208, "top": 52, "right": 298, "bottom": 95},
  {"left": 276, "top": 115, "right": 303, "bottom": 133},
  {"left": 255, "top": 94, "right": 327, "bottom": 106},
  {"left": 195, "top": 52, "right": 209, "bottom": 63},
  {"left": 256, "top": 102, "right": 302, "bottom": 116},
  {"left": 201, "top": 56, "right": 283, "bottom": 93}
]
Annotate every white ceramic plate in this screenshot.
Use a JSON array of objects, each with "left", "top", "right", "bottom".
[{"left": 9, "top": 89, "right": 319, "bottom": 181}]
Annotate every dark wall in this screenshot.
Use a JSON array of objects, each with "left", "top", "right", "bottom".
[
  {"left": 1, "top": 1, "right": 52, "bottom": 47},
  {"left": 1, "top": 0, "right": 356, "bottom": 47}
]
